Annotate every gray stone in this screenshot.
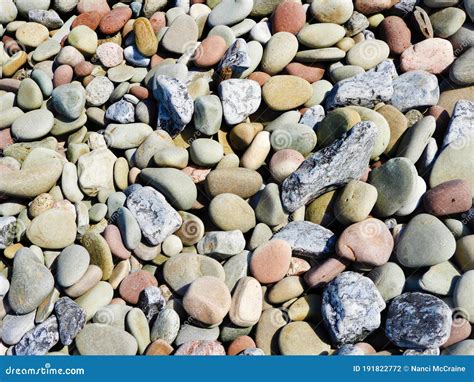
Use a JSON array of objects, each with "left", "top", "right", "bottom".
[
  {"left": 176, "top": 324, "right": 220, "bottom": 346},
  {"left": 11, "top": 109, "right": 54, "bottom": 141},
  {"left": 390, "top": 70, "right": 440, "bottom": 112},
  {"left": 281, "top": 121, "right": 377, "bottom": 212},
  {"left": 344, "top": 11, "right": 369, "bottom": 37},
  {"left": 150, "top": 308, "right": 180, "bottom": 344},
  {"left": 322, "top": 271, "right": 385, "bottom": 345},
  {"left": 14, "top": 316, "right": 59, "bottom": 355},
  {"left": 270, "top": 124, "right": 317, "bottom": 156},
  {"left": 223, "top": 250, "right": 251, "bottom": 291},
  {"left": 325, "top": 71, "right": 393, "bottom": 109},
  {"left": 450, "top": 47, "right": 474, "bottom": 85},
  {"left": 0, "top": 216, "right": 16, "bottom": 249},
  {"left": 28, "top": 9, "right": 63, "bottom": 28},
  {"left": 197, "top": 230, "right": 246, "bottom": 258},
  {"left": 217, "top": 38, "right": 250, "bottom": 78},
  {"left": 442, "top": 99, "right": 474, "bottom": 149},
  {"left": 218, "top": 79, "right": 261, "bottom": 125},
  {"left": 116, "top": 207, "right": 142, "bottom": 250},
  {"left": 54, "top": 297, "right": 86, "bottom": 346},
  {"left": 208, "top": 0, "right": 253, "bottom": 27},
  {"left": 153, "top": 75, "right": 194, "bottom": 137},
  {"left": 367, "top": 262, "right": 405, "bottom": 302},
  {"left": 75, "top": 323, "right": 138, "bottom": 355},
  {"left": 193, "top": 95, "right": 223, "bottom": 136},
  {"left": 442, "top": 340, "right": 474, "bottom": 355},
  {"left": 334, "top": 344, "right": 365, "bottom": 355},
  {"left": 161, "top": 14, "right": 198, "bottom": 54},
  {"left": 299, "top": 105, "right": 325, "bottom": 129},
  {"left": 419, "top": 261, "right": 461, "bottom": 296},
  {"left": 255, "top": 183, "right": 288, "bottom": 227},
  {"left": 396, "top": 116, "right": 436, "bottom": 163},
  {"left": 137, "top": 286, "right": 166, "bottom": 322},
  {"left": 385, "top": 292, "right": 452, "bottom": 349},
  {"left": 57, "top": 244, "right": 90, "bottom": 288},
  {"left": 272, "top": 221, "right": 336, "bottom": 259},
  {"left": 1, "top": 311, "right": 36, "bottom": 345},
  {"left": 105, "top": 100, "right": 135, "bottom": 124},
  {"left": 126, "top": 186, "right": 182, "bottom": 246},
  {"left": 51, "top": 82, "right": 86, "bottom": 120}
]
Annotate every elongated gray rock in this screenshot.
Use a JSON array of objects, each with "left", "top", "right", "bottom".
[
  {"left": 14, "top": 316, "right": 59, "bottom": 355},
  {"left": 218, "top": 79, "right": 261, "bottom": 125},
  {"left": 217, "top": 38, "right": 250, "bottom": 78},
  {"left": 325, "top": 71, "right": 393, "bottom": 109},
  {"left": 390, "top": 70, "right": 439, "bottom": 112},
  {"left": 126, "top": 186, "right": 182, "bottom": 246},
  {"left": 272, "top": 221, "right": 336, "bottom": 258},
  {"left": 385, "top": 292, "right": 452, "bottom": 349},
  {"left": 442, "top": 100, "right": 474, "bottom": 149},
  {"left": 197, "top": 230, "right": 246, "bottom": 258},
  {"left": 153, "top": 75, "right": 194, "bottom": 137},
  {"left": 322, "top": 272, "right": 385, "bottom": 345},
  {"left": 281, "top": 121, "right": 377, "bottom": 212},
  {"left": 55, "top": 297, "right": 86, "bottom": 346}
]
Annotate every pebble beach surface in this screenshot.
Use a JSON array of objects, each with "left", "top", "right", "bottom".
[{"left": 0, "top": 0, "right": 473, "bottom": 356}]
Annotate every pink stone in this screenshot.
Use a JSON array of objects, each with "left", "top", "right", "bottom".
[
  {"left": 250, "top": 239, "right": 292, "bottom": 284},
  {"left": 119, "top": 270, "right": 158, "bottom": 304},
  {"left": 175, "top": 340, "right": 226, "bottom": 355},
  {"left": 53, "top": 64, "right": 74, "bottom": 87},
  {"left": 400, "top": 38, "right": 454, "bottom": 74},
  {"left": 181, "top": 165, "right": 211, "bottom": 183},
  {"left": 104, "top": 224, "right": 131, "bottom": 259},
  {"left": 96, "top": 42, "right": 124, "bottom": 68},
  {"left": 0, "top": 128, "right": 14, "bottom": 150}
]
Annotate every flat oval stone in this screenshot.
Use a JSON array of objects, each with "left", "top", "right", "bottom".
[
  {"left": 297, "top": 23, "right": 346, "bottom": 49},
  {"left": 397, "top": 213, "right": 456, "bottom": 268},
  {"left": 267, "top": 276, "right": 305, "bottom": 304},
  {"left": 67, "top": 25, "right": 98, "bottom": 55},
  {"left": 189, "top": 139, "right": 224, "bottom": 167},
  {"left": 176, "top": 324, "right": 220, "bottom": 347},
  {"left": 424, "top": 179, "right": 472, "bottom": 216},
  {"left": 311, "top": 0, "right": 354, "bottom": 24},
  {"left": 150, "top": 308, "right": 180, "bottom": 344},
  {"left": 419, "top": 261, "right": 461, "bottom": 296},
  {"left": 260, "top": 32, "right": 298, "bottom": 75},
  {"left": 205, "top": 168, "right": 262, "bottom": 198},
  {"left": 262, "top": 75, "right": 313, "bottom": 111},
  {"left": 229, "top": 276, "right": 262, "bottom": 327},
  {"left": 250, "top": 239, "right": 292, "bottom": 284},
  {"left": 367, "top": 262, "right": 405, "bottom": 302},
  {"left": 57, "top": 245, "right": 90, "bottom": 288},
  {"left": 430, "top": 7, "right": 466, "bottom": 38},
  {"left": 400, "top": 38, "right": 454, "bottom": 74},
  {"left": 134, "top": 17, "right": 158, "bottom": 57},
  {"left": 270, "top": 123, "right": 317, "bottom": 156},
  {"left": 279, "top": 322, "right": 331, "bottom": 355},
  {"left": 255, "top": 308, "right": 289, "bottom": 355},
  {"left": 209, "top": 193, "right": 256, "bottom": 233},
  {"left": 208, "top": 0, "right": 253, "bottom": 27},
  {"left": 162, "top": 14, "right": 198, "bottom": 54},
  {"left": 16, "top": 22, "right": 49, "bottom": 48},
  {"left": 455, "top": 235, "right": 474, "bottom": 272},
  {"left": 76, "top": 323, "right": 138, "bottom": 355},
  {"left": 80, "top": 232, "right": 114, "bottom": 280},
  {"left": 75, "top": 281, "right": 113, "bottom": 321},
  {"left": 26, "top": 209, "right": 77, "bottom": 250},
  {"left": 346, "top": 39, "right": 390, "bottom": 70},
  {"left": 11, "top": 110, "right": 54, "bottom": 141}
]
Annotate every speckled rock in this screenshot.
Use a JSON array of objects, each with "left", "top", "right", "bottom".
[
  {"left": 218, "top": 79, "right": 261, "bottom": 125},
  {"left": 54, "top": 297, "right": 86, "bottom": 346}
]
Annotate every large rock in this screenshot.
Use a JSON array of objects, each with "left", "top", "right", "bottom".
[{"left": 26, "top": 209, "right": 77, "bottom": 249}]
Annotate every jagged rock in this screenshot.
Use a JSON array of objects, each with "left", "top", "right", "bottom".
[
  {"left": 442, "top": 99, "right": 474, "bottom": 149},
  {"left": 390, "top": 70, "right": 439, "bottom": 112},
  {"left": 217, "top": 38, "right": 250, "bottom": 79},
  {"left": 14, "top": 316, "right": 59, "bottom": 355},
  {"left": 55, "top": 297, "right": 86, "bottom": 346},
  {"left": 0, "top": 216, "right": 16, "bottom": 249},
  {"left": 218, "top": 79, "right": 261, "bottom": 125},
  {"left": 137, "top": 286, "right": 166, "bottom": 322}
]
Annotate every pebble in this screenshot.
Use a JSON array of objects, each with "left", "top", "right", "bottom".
[
  {"left": 2, "top": 311, "right": 35, "bottom": 345},
  {"left": 218, "top": 79, "right": 261, "bottom": 125},
  {"left": 400, "top": 38, "right": 454, "bottom": 74},
  {"left": 175, "top": 340, "right": 226, "bottom": 355},
  {"left": 56, "top": 245, "right": 90, "bottom": 288},
  {"left": 346, "top": 39, "right": 390, "bottom": 70},
  {"left": 54, "top": 297, "right": 86, "bottom": 345},
  {"left": 450, "top": 48, "right": 474, "bottom": 86},
  {"left": 75, "top": 323, "right": 138, "bottom": 355},
  {"left": 209, "top": 193, "right": 256, "bottom": 233},
  {"left": 279, "top": 322, "right": 331, "bottom": 355},
  {"left": 14, "top": 316, "right": 59, "bottom": 355},
  {"left": 150, "top": 308, "right": 180, "bottom": 344},
  {"left": 229, "top": 276, "right": 262, "bottom": 327},
  {"left": 205, "top": 168, "right": 262, "bottom": 198},
  {"left": 249, "top": 239, "right": 292, "bottom": 284},
  {"left": 424, "top": 180, "right": 472, "bottom": 216},
  {"left": 11, "top": 110, "right": 54, "bottom": 141},
  {"left": 419, "top": 261, "right": 461, "bottom": 296},
  {"left": 261, "top": 32, "right": 298, "bottom": 75},
  {"left": 119, "top": 270, "right": 158, "bottom": 305},
  {"left": 367, "top": 262, "right": 405, "bottom": 302},
  {"left": 51, "top": 82, "right": 86, "bottom": 120},
  {"left": 455, "top": 235, "right": 474, "bottom": 271},
  {"left": 162, "top": 14, "right": 198, "bottom": 54},
  {"left": 453, "top": 270, "right": 474, "bottom": 324},
  {"left": 311, "top": 0, "right": 354, "bottom": 24}
]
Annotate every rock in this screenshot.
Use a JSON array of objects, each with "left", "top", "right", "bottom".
[
  {"left": 322, "top": 271, "right": 385, "bottom": 345},
  {"left": 125, "top": 186, "right": 181, "bottom": 246},
  {"left": 442, "top": 340, "right": 474, "bottom": 355},
  {"left": 75, "top": 323, "right": 138, "bottom": 355},
  {"left": 367, "top": 262, "right": 405, "bottom": 302},
  {"left": 263, "top": 76, "right": 313, "bottom": 111},
  {"left": 279, "top": 322, "right": 331, "bottom": 355},
  {"left": 153, "top": 75, "right": 194, "bottom": 137},
  {"left": 455, "top": 235, "right": 474, "bottom": 271},
  {"left": 397, "top": 214, "right": 456, "bottom": 268},
  {"left": 77, "top": 148, "right": 116, "bottom": 197},
  {"left": 209, "top": 193, "right": 256, "bottom": 233},
  {"left": 281, "top": 121, "right": 377, "bottom": 212},
  {"left": 450, "top": 48, "right": 474, "bottom": 85},
  {"left": 105, "top": 101, "right": 135, "bottom": 124},
  {"left": 197, "top": 230, "right": 246, "bottom": 258},
  {"left": 1, "top": 311, "right": 35, "bottom": 345},
  {"left": 99, "top": 7, "right": 131, "bottom": 35},
  {"left": 0, "top": 216, "right": 16, "bottom": 249},
  {"left": 205, "top": 168, "right": 262, "bottom": 198},
  {"left": 175, "top": 340, "right": 226, "bottom": 355},
  {"left": 453, "top": 270, "right": 474, "bottom": 324},
  {"left": 396, "top": 116, "right": 436, "bottom": 163},
  {"left": 297, "top": 23, "right": 345, "bottom": 49},
  {"left": 325, "top": 70, "right": 393, "bottom": 109},
  {"left": 430, "top": 7, "right": 466, "bottom": 38},
  {"left": 261, "top": 32, "right": 298, "bottom": 75},
  {"left": 229, "top": 276, "right": 262, "bottom": 327},
  {"left": 29, "top": 9, "right": 63, "bottom": 28},
  {"left": 162, "top": 14, "right": 198, "bottom": 54},
  {"left": 378, "top": 16, "right": 412, "bottom": 55},
  {"left": 273, "top": 0, "right": 305, "bottom": 34},
  {"left": 54, "top": 297, "right": 86, "bottom": 345},
  {"left": 390, "top": 70, "right": 440, "bottom": 113},
  {"left": 137, "top": 286, "right": 166, "bottom": 322},
  {"left": 176, "top": 324, "right": 220, "bottom": 346},
  {"left": 442, "top": 100, "right": 474, "bottom": 149},
  {"left": 57, "top": 244, "right": 90, "bottom": 288},
  {"left": 208, "top": 0, "right": 253, "bottom": 27},
  {"left": 134, "top": 17, "right": 158, "bottom": 57},
  {"left": 249, "top": 239, "right": 292, "bottom": 284},
  {"left": 163, "top": 253, "right": 225, "bottom": 295},
  {"left": 334, "top": 180, "right": 378, "bottom": 224},
  {"left": 268, "top": 149, "right": 305, "bottom": 183},
  {"left": 419, "top": 261, "right": 461, "bottom": 296},
  {"left": 217, "top": 38, "right": 251, "bottom": 78},
  {"left": 75, "top": 281, "right": 113, "bottom": 320},
  {"left": 119, "top": 270, "right": 157, "bottom": 305},
  {"left": 400, "top": 38, "right": 454, "bottom": 74},
  {"left": 151, "top": 308, "right": 180, "bottom": 344},
  {"left": 14, "top": 316, "right": 59, "bottom": 355},
  {"left": 255, "top": 308, "right": 289, "bottom": 354},
  {"left": 0, "top": 0, "right": 18, "bottom": 23},
  {"left": 346, "top": 40, "right": 390, "bottom": 70},
  {"left": 16, "top": 22, "right": 49, "bottom": 49},
  {"left": 51, "top": 82, "right": 86, "bottom": 120},
  {"left": 193, "top": 95, "right": 222, "bottom": 135},
  {"left": 218, "top": 79, "right": 261, "bottom": 125},
  {"left": 67, "top": 25, "right": 97, "bottom": 55},
  {"left": 385, "top": 292, "right": 452, "bottom": 348},
  {"left": 255, "top": 183, "right": 288, "bottom": 226},
  {"left": 126, "top": 307, "right": 150, "bottom": 354},
  {"left": 85, "top": 76, "right": 114, "bottom": 106},
  {"left": 311, "top": 0, "right": 353, "bottom": 24},
  {"left": 424, "top": 180, "right": 472, "bottom": 216},
  {"left": 189, "top": 139, "right": 224, "bottom": 167}
]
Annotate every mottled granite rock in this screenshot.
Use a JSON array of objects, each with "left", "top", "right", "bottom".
[
  {"left": 14, "top": 316, "right": 59, "bottom": 355},
  {"left": 325, "top": 71, "right": 393, "bottom": 109},
  {"left": 126, "top": 186, "right": 182, "bottom": 246},
  {"left": 272, "top": 221, "right": 336, "bottom": 258},
  {"left": 217, "top": 38, "right": 250, "bottom": 79},
  {"left": 0, "top": 216, "right": 16, "bottom": 249},
  {"left": 55, "top": 297, "right": 86, "bottom": 346},
  {"left": 300, "top": 105, "right": 325, "bottom": 128},
  {"left": 385, "top": 292, "right": 452, "bottom": 349},
  {"left": 281, "top": 121, "right": 377, "bottom": 212},
  {"left": 197, "top": 230, "right": 246, "bottom": 258},
  {"left": 390, "top": 71, "right": 439, "bottom": 112},
  {"left": 218, "top": 79, "right": 261, "bottom": 125},
  {"left": 105, "top": 100, "right": 135, "bottom": 124},
  {"left": 153, "top": 75, "right": 194, "bottom": 137},
  {"left": 442, "top": 100, "right": 474, "bottom": 149},
  {"left": 334, "top": 344, "right": 365, "bottom": 355},
  {"left": 404, "top": 348, "right": 440, "bottom": 355},
  {"left": 28, "top": 9, "right": 64, "bottom": 28},
  {"left": 322, "top": 271, "right": 385, "bottom": 345},
  {"left": 137, "top": 286, "right": 166, "bottom": 322}
]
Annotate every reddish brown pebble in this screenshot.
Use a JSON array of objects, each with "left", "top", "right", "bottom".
[
  {"left": 175, "top": 340, "right": 226, "bottom": 355},
  {"left": 441, "top": 318, "right": 472, "bottom": 348},
  {"left": 304, "top": 257, "right": 349, "bottom": 289},
  {"left": 355, "top": 0, "right": 397, "bottom": 15},
  {"left": 250, "top": 239, "right": 292, "bottom": 284},
  {"left": 378, "top": 16, "right": 412, "bottom": 55},
  {"left": 99, "top": 7, "right": 132, "bottom": 35},
  {"left": 336, "top": 218, "right": 394, "bottom": 266},
  {"left": 0, "top": 129, "right": 14, "bottom": 150},
  {"left": 103, "top": 224, "right": 131, "bottom": 259},
  {"left": 119, "top": 270, "right": 158, "bottom": 304},
  {"left": 72, "top": 12, "right": 101, "bottom": 30},
  {"left": 272, "top": 0, "right": 306, "bottom": 35},
  {"left": 74, "top": 61, "right": 93, "bottom": 77},
  {"left": 146, "top": 339, "right": 174, "bottom": 355},
  {"left": 285, "top": 62, "right": 325, "bottom": 83},
  {"left": 227, "top": 336, "right": 257, "bottom": 355},
  {"left": 194, "top": 35, "right": 227, "bottom": 68},
  {"left": 149, "top": 12, "right": 166, "bottom": 34},
  {"left": 423, "top": 179, "right": 472, "bottom": 216},
  {"left": 53, "top": 64, "right": 74, "bottom": 87},
  {"left": 129, "top": 86, "right": 149, "bottom": 100},
  {"left": 248, "top": 71, "right": 271, "bottom": 86},
  {"left": 150, "top": 54, "right": 164, "bottom": 68}
]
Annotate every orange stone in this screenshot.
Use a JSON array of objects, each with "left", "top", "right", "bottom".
[
  {"left": 72, "top": 12, "right": 102, "bottom": 30},
  {"left": 248, "top": 71, "right": 270, "bottom": 86},
  {"left": 146, "top": 339, "right": 174, "bottom": 355},
  {"left": 285, "top": 62, "right": 325, "bottom": 83},
  {"left": 194, "top": 35, "right": 227, "bottom": 68},
  {"left": 119, "top": 270, "right": 158, "bottom": 304},
  {"left": 99, "top": 7, "right": 132, "bottom": 35},
  {"left": 250, "top": 239, "right": 292, "bottom": 284},
  {"left": 227, "top": 336, "right": 256, "bottom": 355}
]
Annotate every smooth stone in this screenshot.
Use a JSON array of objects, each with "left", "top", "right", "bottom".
[
  {"left": 346, "top": 39, "right": 390, "bottom": 70},
  {"left": 268, "top": 149, "right": 305, "bottom": 183},
  {"left": 76, "top": 323, "right": 137, "bottom": 355},
  {"left": 151, "top": 308, "right": 180, "bottom": 344},
  {"left": 229, "top": 276, "right": 262, "bottom": 327},
  {"left": 400, "top": 38, "right": 454, "bottom": 74},
  {"left": 57, "top": 245, "right": 90, "bottom": 288},
  {"left": 208, "top": 0, "right": 253, "bottom": 27},
  {"left": 263, "top": 75, "right": 312, "bottom": 111},
  {"left": 16, "top": 22, "right": 49, "bottom": 48},
  {"left": 450, "top": 47, "right": 474, "bottom": 86},
  {"left": 11, "top": 110, "right": 54, "bottom": 141},
  {"left": 119, "top": 270, "right": 158, "bottom": 305},
  {"left": 255, "top": 308, "right": 289, "bottom": 355},
  {"left": 288, "top": 295, "right": 323, "bottom": 322},
  {"left": 67, "top": 25, "right": 97, "bottom": 55},
  {"left": 209, "top": 193, "right": 256, "bottom": 233},
  {"left": 16, "top": 78, "right": 43, "bottom": 111},
  {"left": 193, "top": 95, "right": 222, "bottom": 136},
  {"left": 424, "top": 179, "right": 472, "bottom": 217},
  {"left": 2, "top": 311, "right": 36, "bottom": 345},
  {"left": 163, "top": 253, "right": 225, "bottom": 295},
  {"left": 176, "top": 324, "right": 220, "bottom": 347},
  {"left": 254, "top": 183, "right": 288, "bottom": 227},
  {"left": 268, "top": 276, "right": 305, "bottom": 304},
  {"left": 80, "top": 232, "right": 114, "bottom": 280},
  {"left": 51, "top": 82, "right": 86, "bottom": 120},
  {"left": 334, "top": 180, "right": 378, "bottom": 224},
  {"left": 397, "top": 214, "right": 456, "bottom": 268},
  {"left": 442, "top": 340, "right": 474, "bottom": 355},
  {"left": 85, "top": 76, "right": 114, "bottom": 106},
  {"left": 175, "top": 340, "right": 226, "bottom": 355},
  {"left": 270, "top": 124, "right": 317, "bottom": 156},
  {"left": 419, "top": 261, "right": 461, "bottom": 296},
  {"left": 8, "top": 249, "right": 54, "bottom": 314},
  {"left": 397, "top": 116, "right": 436, "bottom": 163},
  {"left": 126, "top": 308, "right": 150, "bottom": 354},
  {"left": 134, "top": 17, "right": 158, "bottom": 57},
  {"left": 367, "top": 262, "right": 405, "bottom": 302},
  {"left": 316, "top": 107, "right": 361, "bottom": 147},
  {"left": 295, "top": 47, "right": 346, "bottom": 63},
  {"left": 75, "top": 281, "right": 113, "bottom": 321},
  {"left": 162, "top": 14, "right": 198, "bottom": 54},
  {"left": 205, "top": 168, "right": 262, "bottom": 199},
  {"left": 26, "top": 209, "right": 76, "bottom": 249},
  {"left": 0, "top": 0, "right": 18, "bottom": 23},
  {"left": 297, "top": 23, "right": 345, "bottom": 49},
  {"left": 14, "top": 316, "right": 59, "bottom": 355},
  {"left": 223, "top": 251, "right": 250, "bottom": 291},
  {"left": 104, "top": 123, "right": 152, "bottom": 150},
  {"left": 77, "top": 148, "right": 116, "bottom": 197},
  {"left": 33, "top": 39, "right": 61, "bottom": 62},
  {"left": 279, "top": 322, "right": 330, "bottom": 355},
  {"left": 189, "top": 139, "right": 224, "bottom": 167},
  {"left": 455, "top": 235, "right": 474, "bottom": 271},
  {"left": 430, "top": 7, "right": 466, "bottom": 38},
  {"left": 197, "top": 230, "right": 246, "bottom": 259},
  {"left": 249, "top": 239, "right": 292, "bottom": 284},
  {"left": 64, "top": 265, "right": 102, "bottom": 298},
  {"left": 453, "top": 270, "right": 474, "bottom": 323},
  {"left": 260, "top": 32, "right": 298, "bottom": 75},
  {"left": 116, "top": 207, "right": 142, "bottom": 251},
  {"left": 378, "top": 16, "right": 412, "bottom": 55},
  {"left": 311, "top": 0, "right": 353, "bottom": 24},
  {"left": 174, "top": 211, "right": 205, "bottom": 247}
]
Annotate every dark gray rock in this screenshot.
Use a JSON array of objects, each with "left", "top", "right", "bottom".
[
  {"left": 153, "top": 75, "right": 194, "bottom": 137},
  {"left": 137, "top": 286, "right": 166, "bottom": 322},
  {"left": 28, "top": 9, "right": 64, "bottom": 28},
  {"left": 0, "top": 216, "right": 16, "bottom": 249},
  {"left": 390, "top": 71, "right": 439, "bottom": 113},
  {"left": 14, "top": 316, "right": 59, "bottom": 355},
  {"left": 54, "top": 297, "right": 86, "bottom": 346},
  {"left": 344, "top": 11, "right": 369, "bottom": 37},
  {"left": 393, "top": 0, "right": 419, "bottom": 14},
  {"left": 385, "top": 292, "right": 452, "bottom": 349},
  {"left": 281, "top": 121, "right": 377, "bottom": 212},
  {"left": 326, "top": 71, "right": 393, "bottom": 110},
  {"left": 272, "top": 221, "right": 336, "bottom": 259},
  {"left": 322, "top": 271, "right": 385, "bottom": 345},
  {"left": 334, "top": 344, "right": 365, "bottom": 355},
  {"left": 217, "top": 38, "right": 250, "bottom": 78},
  {"left": 442, "top": 100, "right": 474, "bottom": 149},
  {"left": 126, "top": 186, "right": 182, "bottom": 246}
]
